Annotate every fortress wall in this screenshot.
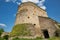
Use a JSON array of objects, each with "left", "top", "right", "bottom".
[
  {"left": 38, "top": 16, "right": 58, "bottom": 38},
  {"left": 15, "top": 2, "right": 48, "bottom": 27},
  {"left": 15, "top": 2, "right": 48, "bottom": 37}
]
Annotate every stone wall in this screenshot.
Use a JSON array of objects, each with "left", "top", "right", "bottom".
[
  {"left": 12, "top": 2, "right": 59, "bottom": 39},
  {"left": 38, "top": 16, "right": 59, "bottom": 38},
  {"left": 15, "top": 2, "right": 48, "bottom": 28}
]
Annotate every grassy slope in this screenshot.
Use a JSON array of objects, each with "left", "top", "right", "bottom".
[
  {"left": 12, "top": 37, "right": 60, "bottom": 40},
  {"left": 10, "top": 23, "right": 31, "bottom": 37}
]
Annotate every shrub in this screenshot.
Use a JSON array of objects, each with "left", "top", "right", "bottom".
[
  {"left": 3, "top": 35, "right": 9, "bottom": 40},
  {"left": 0, "top": 37, "right": 5, "bottom": 40},
  {"left": 0, "top": 28, "right": 4, "bottom": 36}
]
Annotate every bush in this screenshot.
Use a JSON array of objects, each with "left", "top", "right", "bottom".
[
  {"left": 3, "top": 35, "right": 9, "bottom": 40},
  {"left": 0, "top": 28, "right": 4, "bottom": 36},
  {"left": 0, "top": 37, "right": 5, "bottom": 40}
]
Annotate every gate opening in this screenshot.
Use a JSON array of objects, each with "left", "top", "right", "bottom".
[{"left": 43, "top": 30, "right": 49, "bottom": 38}]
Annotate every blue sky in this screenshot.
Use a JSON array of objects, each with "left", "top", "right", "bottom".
[{"left": 0, "top": 0, "right": 60, "bottom": 32}]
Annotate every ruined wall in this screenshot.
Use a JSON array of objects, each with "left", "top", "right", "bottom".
[
  {"left": 38, "top": 16, "right": 58, "bottom": 38},
  {"left": 15, "top": 2, "right": 48, "bottom": 29},
  {"left": 14, "top": 2, "right": 48, "bottom": 37}
]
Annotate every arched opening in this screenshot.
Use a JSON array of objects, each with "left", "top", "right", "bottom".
[
  {"left": 55, "top": 32, "right": 59, "bottom": 37},
  {"left": 42, "top": 30, "right": 49, "bottom": 38}
]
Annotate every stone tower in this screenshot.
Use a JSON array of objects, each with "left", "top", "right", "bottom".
[
  {"left": 15, "top": 2, "right": 48, "bottom": 26},
  {"left": 14, "top": 2, "right": 48, "bottom": 37},
  {"left": 10, "top": 2, "right": 59, "bottom": 39}
]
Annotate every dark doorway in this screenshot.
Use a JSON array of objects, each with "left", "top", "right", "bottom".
[
  {"left": 43, "top": 30, "right": 49, "bottom": 38},
  {"left": 55, "top": 32, "right": 59, "bottom": 37}
]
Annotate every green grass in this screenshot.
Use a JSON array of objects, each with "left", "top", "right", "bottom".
[
  {"left": 12, "top": 37, "right": 43, "bottom": 40},
  {"left": 12, "top": 37, "right": 60, "bottom": 40},
  {"left": 48, "top": 37, "right": 60, "bottom": 40},
  {"left": 1, "top": 37, "right": 60, "bottom": 40},
  {"left": 10, "top": 23, "right": 32, "bottom": 37},
  {"left": 0, "top": 37, "right": 5, "bottom": 40}
]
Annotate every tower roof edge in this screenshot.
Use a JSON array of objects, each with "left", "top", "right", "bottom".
[{"left": 18, "top": 2, "right": 46, "bottom": 12}]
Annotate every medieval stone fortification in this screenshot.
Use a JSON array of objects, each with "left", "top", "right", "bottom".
[
  {"left": 14, "top": 2, "right": 59, "bottom": 38},
  {"left": 1, "top": 2, "right": 60, "bottom": 39}
]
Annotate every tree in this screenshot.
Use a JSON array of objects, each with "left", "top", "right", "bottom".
[{"left": 0, "top": 28, "right": 4, "bottom": 36}]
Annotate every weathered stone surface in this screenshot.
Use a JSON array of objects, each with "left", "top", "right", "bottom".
[
  {"left": 11, "top": 2, "right": 59, "bottom": 39},
  {"left": 38, "top": 16, "right": 59, "bottom": 38},
  {"left": 10, "top": 23, "right": 36, "bottom": 37},
  {"left": 15, "top": 2, "right": 48, "bottom": 26}
]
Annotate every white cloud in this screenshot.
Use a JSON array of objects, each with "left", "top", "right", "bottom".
[
  {"left": 37, "top": 0, "right": 46, "bottom": 10},
  {"left": 16, "top": 2, "right": 21, "bottom": 5},
  {"left": 5, "top": 0, "right": 46, "bottom": 10},
  {"left": 0, "top": 23, "right": 7, "bottom": 27},
  {"left": 40, "top": 6, "right": 46, "bottom": 10},
  {"left": 21, "top": 0, "right": 39, "bottom": 3},
  {"left": 5, "top": 0, "right": 10, "bottom": 2},
  {"left": 21, "top": 0, "right": 46, "bottom": 10}
]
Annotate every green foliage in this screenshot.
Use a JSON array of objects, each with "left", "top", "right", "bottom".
[
  {"left": 48, "top": 37, "right": 60, "bottom": 40},
  {"left": 12, "top": 37, "right": 43, "bottom": 40},
  {"left": 12, "top": 37, "right": 20, "bottom": 40},
  {"left": 0, "top": 28, "right": 4, "bottom": 36},
  {"left": 0, "top": 35, "right": 9, "bottom": 40},
  {"left": 58, "top": 24, "right": 60, "bottom": 28},
  {"left": 0, "top": 37, "right": 5, "bottom": 40},
  {"left": 35, "top": 37, "right": 43, "bottom": 40},
  {"left": 59, "top": 25, "right": 60, "bottom": 27},
  {"left": 1, "top": 37, "right": 60, "bottom": 40},
  {"left": 10, "top": 24, "right": 31, "bottom": 37},
  {"left": 55, "top": 29, "right": 60, "bottom": 37},
  {"left": 12, "top": 37, "right": 60, "bottom": 40},
  {"left": 3, "top": 35, "right": 9, "bottom": 40}
]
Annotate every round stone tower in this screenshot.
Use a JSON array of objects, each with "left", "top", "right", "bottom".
[
  {"left": 10, "top": 2, "right": 59, "bottom": 39},
  {"left": 15, "top": 2, "right": 48, "bottom": 26},
  {"left": 15, "top": 2, "right": 48, "bottom": 37}
]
